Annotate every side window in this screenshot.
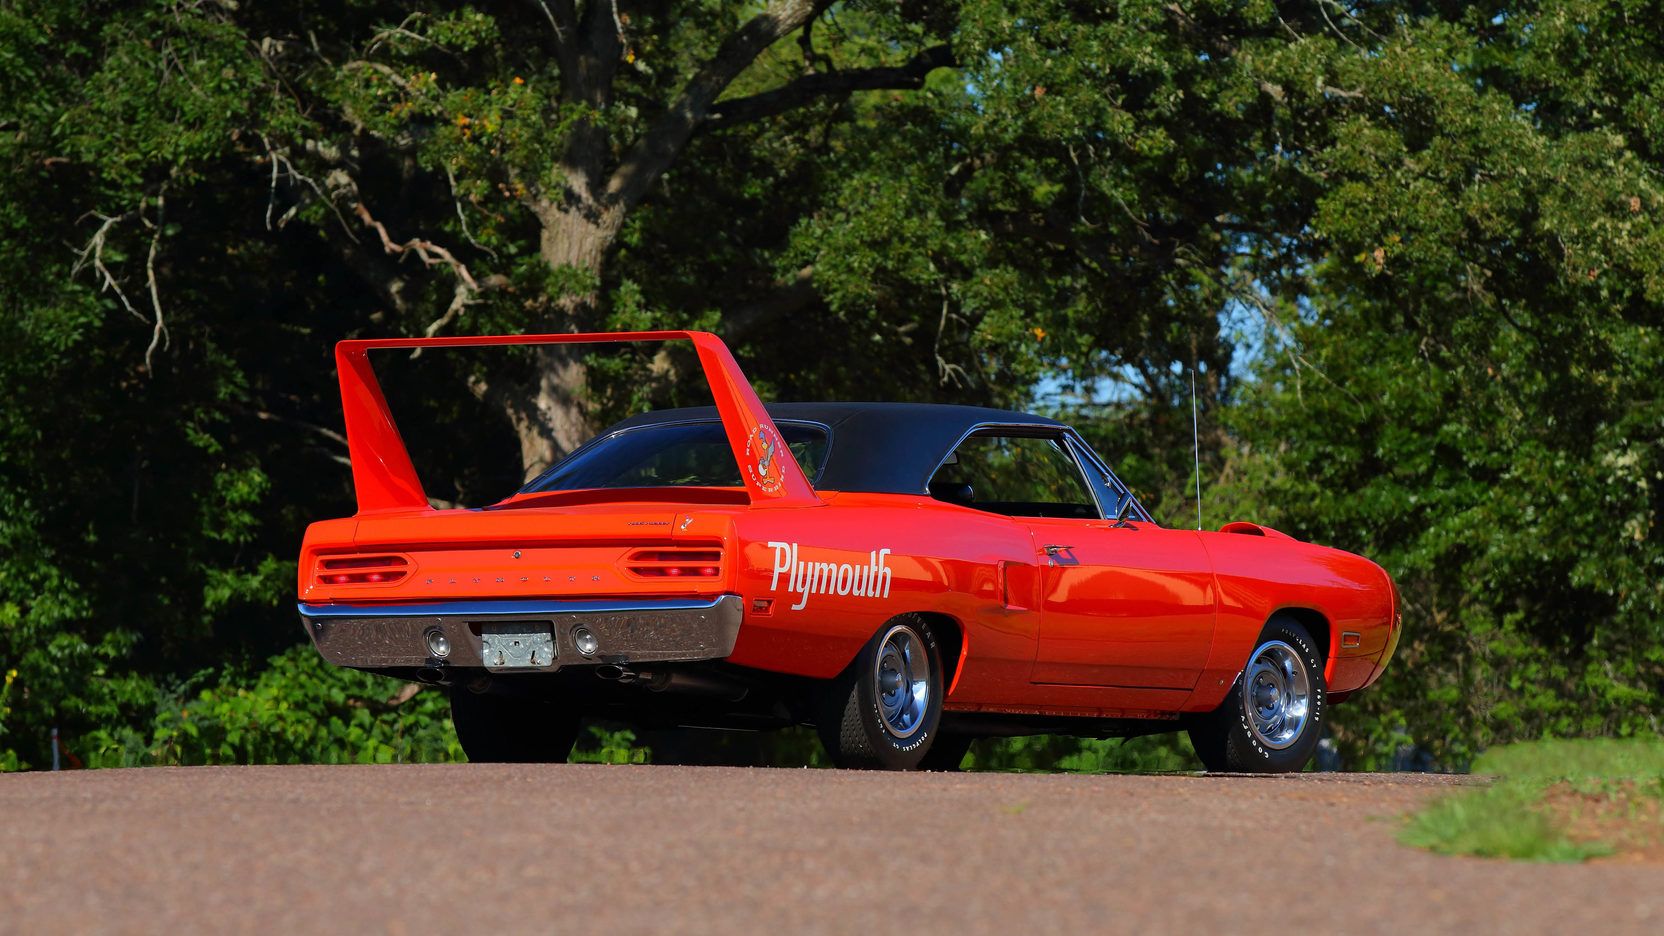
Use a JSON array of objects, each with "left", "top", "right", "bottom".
[{"left": 928, "top": 432, "right": 1100, "bottom": 519}]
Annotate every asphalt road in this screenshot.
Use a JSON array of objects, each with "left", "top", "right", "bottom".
[{"left": 2, "top": 766, "right": 1659, "bottom": 935}]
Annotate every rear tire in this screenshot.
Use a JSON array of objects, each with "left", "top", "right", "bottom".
[
  {"left": 817, "top": 616, "right": 945, "bottom": 770},
  {"left": 1188, "top": 615, "right": 1326, "bottom": 774},
  {"left": 450, "top": 686, "right": 581, "bottom": 764}
]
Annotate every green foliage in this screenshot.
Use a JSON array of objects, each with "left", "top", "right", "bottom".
[
  {"left": 561, "top": 725, "right": 1197, "bottom": 772},
  {"left": 571, "top": 724, "right": 652, "bottom": 765},
  {"left": 969, "top": 732, "right": 1197, "bottom": 774},
  {"left": 1401, "top": 738, "right": 1664, "bottom": 861},
  {"left": 1210, "top": 3, "right": 1664, "bottom": 765},
  {"left": 80, "top": 646, "right": 462, "bottom": 767}
]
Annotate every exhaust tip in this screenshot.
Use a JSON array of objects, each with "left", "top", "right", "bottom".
[
  {"left": 416, "top": 666, "right": 446, "bottom": 685},
  {"left": 595, "top": 664, "right": 626, "bottom": 681}
]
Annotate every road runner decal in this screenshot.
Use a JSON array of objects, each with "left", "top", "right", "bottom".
[
  {"left": 767, "top": 542, "right": 893, "bottom": 611},
  {"left": 745, "top": 425, "right": 784, "bottom": 495}
]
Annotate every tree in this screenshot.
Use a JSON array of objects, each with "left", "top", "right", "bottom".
[
  {"left": 0, "top": 0, "right": 1252, "bottom": 766},
  {"left": 1209, "top": 1, "right": 1664, "bottom": 764},
  {"left": 227, "top": 2, "right": 968, "bottom": 476}
]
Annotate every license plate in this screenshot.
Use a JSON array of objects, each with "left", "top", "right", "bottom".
[{"left": 479, "top": 623, "right": 556, "bottom": 670}]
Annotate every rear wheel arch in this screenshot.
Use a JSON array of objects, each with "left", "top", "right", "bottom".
[
  {"left": 825, "top": 611, "right": 963, "bottom": 692},
  {"left": 816, "top": 612, "right": 948, "bottom": 769},
  {"left": 908, "top": 612, "right": 965, "bottom": 695}
]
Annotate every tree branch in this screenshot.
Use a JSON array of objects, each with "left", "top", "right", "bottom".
[
  {"left": 533, "top": 0, "right": 581, "bottom": 100},
  {"left": 707, "top": 45, "right": 955, "bottom": 128},
  {"left": 229, "top": 403, "right": 351, "bottom": 455},
  {"left": 347, "top": 188, "right": 481, "bottom": 292},
  {"left": 534, "top": 0, "right": 577, "bottom": 43},
  {"left": 325, "top": 167, "right": 507, "bottom": 340},
  {"left": 141, "top": 191, "right": 168, "bottom": 374},
  {"left": 73, "top": 211, "right": 145, "bottom": 322},
  {"left": 720, "top": 265, "right": 817, "bottom": 341},
  {"left": 342, "top": 59, "right": 418, "bottom": 95},
  {"left": 604, "top": 0, "right": 827, "bottom": 210},
  {"left": 73, "top": 193, "right": 172, "bottom": 376},
  {"left": 262, "top": 135, "right": 359, "bottom": 240},
  {"left": 579, "top": 0, "right": 624, "bottom": 92},
  {"left": 444, "top": 163, "right": 497, "bottom": 258}
]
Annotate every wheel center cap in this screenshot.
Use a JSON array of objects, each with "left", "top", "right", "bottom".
[
  {"left": 880, "top": 669, "right": 903, "bottom": 694},
  {"left": 1256, "top": 683, "right": 1279, "bottom": 708}
]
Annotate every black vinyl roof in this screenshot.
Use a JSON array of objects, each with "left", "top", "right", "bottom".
[{"left": 603, "top": 402, "right": 1064, "bottom": 494}]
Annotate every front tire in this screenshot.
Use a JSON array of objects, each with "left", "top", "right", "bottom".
[
  {"left": 817, "top": 616, "right": 945, "bottom": 770},
  {"left": 450, "top": 685, "right": 581, "bottom": 764},
  {"left": 1188, "top": 615, "right": 1326, "bottom": 774}
]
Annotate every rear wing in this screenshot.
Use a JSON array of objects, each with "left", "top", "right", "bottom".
[{"left": 334, "top": 330, "right": 819, "bottom": 513}]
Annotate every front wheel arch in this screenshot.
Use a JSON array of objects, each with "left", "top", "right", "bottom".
[
  {"left": 1188, "top": 613, "right": 1327, "bottom": 774},
  {"left": 1272, "top": 606, "right": 1332, "bottom": 681}
]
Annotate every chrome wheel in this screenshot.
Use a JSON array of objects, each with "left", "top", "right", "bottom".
[
  {"left": 873, "top": 624, "right": 930, "bottom": 739},
  {"left": 1241, "top": 639, "right": 1311, "bottom": 750}
]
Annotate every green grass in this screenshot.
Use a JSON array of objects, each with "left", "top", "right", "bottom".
[
  {"left": 1400, "top": 782, "right": 1613, "bottom": 861},
  {"left": 1474, "top": 737, "right": 1664, "bottom": 784},
  {"left": 1401, "top": 737, "right": 1664, "bottom": 862}
]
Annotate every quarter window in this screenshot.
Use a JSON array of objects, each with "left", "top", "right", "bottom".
[{"left": 928, "top": 431, "right": 1099, "bottom": 519}]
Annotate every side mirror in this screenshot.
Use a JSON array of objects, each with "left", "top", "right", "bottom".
[{"left": 1111, "top": 492, "right": 1137, "bottom": 527}]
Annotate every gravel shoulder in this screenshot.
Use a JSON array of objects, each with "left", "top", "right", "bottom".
[{"left": 2, "top": 766, "right": 1659, "bottom": 934}]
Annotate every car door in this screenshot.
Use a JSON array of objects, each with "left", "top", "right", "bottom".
[{"left": 928, "top": 428, "right": 1217, "bottom": 690}]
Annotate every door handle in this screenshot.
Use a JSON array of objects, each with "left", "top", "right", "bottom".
[{"left": 1043, "top": 544, "right": 1073, "bottom": 556}]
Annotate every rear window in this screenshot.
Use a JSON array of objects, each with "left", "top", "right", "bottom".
[{"left": 522, "top": 421, "right": 829, "bottom": 493}]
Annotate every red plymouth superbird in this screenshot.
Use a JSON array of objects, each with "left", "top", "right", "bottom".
[{"left": 299, "top": 331, "right": 1400, "bottom": 771}]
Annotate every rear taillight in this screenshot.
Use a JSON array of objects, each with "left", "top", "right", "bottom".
[
  {"left": 622, "top": 548, "right": 723, "bottom": 579},
  {"left": 316, "top": 554, "right": 412, "bottom": 586}
]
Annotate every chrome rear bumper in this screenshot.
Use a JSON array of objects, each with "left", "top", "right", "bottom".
[{"left": 297, "top": 595, "right": 743, "bottom": 671}]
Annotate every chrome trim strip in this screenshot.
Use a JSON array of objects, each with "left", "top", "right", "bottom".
[
  {"left": 1060, "top": 434, "right": 1107, "bottom": 518},
  {"left": 1064, "top": 429, "right": 1154, "bottom": 524},
  {"left": 1064, "top": 429, "right": 1158, "bottom": 526},
  {"left": 297, "top": 596, "right": 732, "bottom": 618}
]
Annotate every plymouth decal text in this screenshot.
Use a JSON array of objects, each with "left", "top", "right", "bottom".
[{"left": 767, "top": 542, "right": 894, "bottom": 611}]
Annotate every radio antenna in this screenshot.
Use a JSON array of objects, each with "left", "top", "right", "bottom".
[{"left": 1191, "top": 367, "right": 1202, "bottom": 531}]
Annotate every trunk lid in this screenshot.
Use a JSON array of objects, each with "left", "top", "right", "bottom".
[{"left": 299, "top": 504, "right": 736, "bottom": 605}]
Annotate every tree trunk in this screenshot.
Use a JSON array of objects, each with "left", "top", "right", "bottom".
[
  {"left": 507, "top": 202, "right": 627, "bottom": 481},
  {"left": 495, "top": 0, "right": 833, "bottom": 480}
]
